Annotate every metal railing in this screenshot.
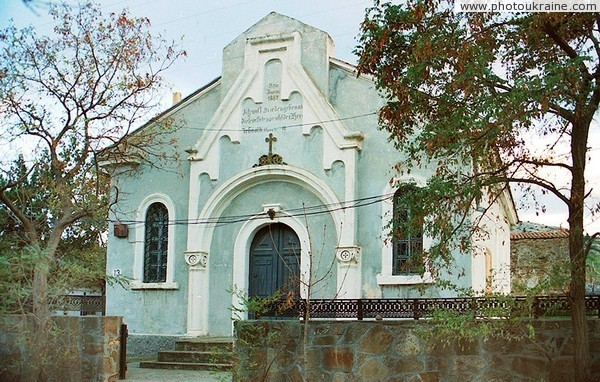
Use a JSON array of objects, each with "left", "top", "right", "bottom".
[
  {"left": 257, "top": 295, "right": 600, "bottom": 320},
  {"left": 60, "top": 294, "right": 105, "bottom": 316}
]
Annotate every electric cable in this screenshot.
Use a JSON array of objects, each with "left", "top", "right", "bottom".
[{"left": 108, "top": 192, "right": 394, "bottom": 228}]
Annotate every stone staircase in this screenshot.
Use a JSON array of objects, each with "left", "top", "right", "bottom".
[{"left": 139, "top": 337, "right": 233, "bottom": 371}]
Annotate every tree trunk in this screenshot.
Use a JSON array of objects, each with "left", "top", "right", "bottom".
[
  {"left": 569, "top": 120, "right": 591, "bottom": 381},
  {"left": 569, "top": 224, "right": 591, "bottom": 381},
  {"left": 23, "top": 251, "right": 53, "bottom": 382}
]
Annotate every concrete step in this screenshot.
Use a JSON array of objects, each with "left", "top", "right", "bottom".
[
  {"left": 138, "top": 337, "right": 234, "bottom": 372},
  {"left": 139, "top": 361, "right": 232, "bottom": 371},
  {"left": 175, "top": 337, "right": 233, "bottom": 352},
  {"left": 158, "top": 350, "right": 233, "bottom": 364}
]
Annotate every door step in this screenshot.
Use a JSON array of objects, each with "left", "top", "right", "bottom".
[
  {"left": 139, "top": 337, "right": 233, "bottom": 371},
  {"left": 139, "top": 361, "right": 232, "bottom": 371}
]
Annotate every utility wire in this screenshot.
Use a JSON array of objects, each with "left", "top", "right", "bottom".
[
  {"left": 172, "top": 111, "right": 378, "bottom": 132},
  {"left": 109, "top": 192, "right": 394, "bottom": 227}
]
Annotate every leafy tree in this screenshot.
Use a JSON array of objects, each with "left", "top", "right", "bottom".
[
  {"left": 0, "top": 155, "right": 106, "bottom": 318},
  {"left": 0, "top": 2, "right": 184, "bottom": 379},
  {"left": 356, "top": 2, "right": 599, "bottom": 380}
]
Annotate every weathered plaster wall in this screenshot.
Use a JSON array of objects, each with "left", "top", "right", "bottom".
[
  {"left": 106, "top": 12, "right": 515, "bottom": 338},
  {"left": 221, "top": 12, "right": 333, "bottom": 100},
  {"left": 511, "top": 235, "right": 569, "bottom": 293},
  {"left": 104, "top": 86, "right": 227, "bottom": 335},
  {"left": 471, "top": 194, "right": 512, "bottom": 294},
  {"left": 0, "top": 315, "right": 123, "bottom": 382},
  {"left": 234, "top": 319, "right": 600, "bottom": 382}
]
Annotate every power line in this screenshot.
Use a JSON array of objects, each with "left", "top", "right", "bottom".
[
  {"left": 109, "top": 192, "right": 394, "bottom": 227},
  {"left": 173, "top": 111, "right": 378, "bottom": 133}
]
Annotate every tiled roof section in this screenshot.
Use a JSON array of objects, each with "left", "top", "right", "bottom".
[{"left": 511, "top": 228, "right": 569, "bottom": 240}]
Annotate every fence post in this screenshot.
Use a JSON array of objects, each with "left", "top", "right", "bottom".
[
  {"left": 357, "top": 299, "right": 363, "bottom": 321},
  {"left": 119, "top": 323, "right": 128, "bottom": 380},
  {"left": 302, "top": 300, "right": 308, "bottom": 321},
  {"left": 413, "top": 299, "right": 419, "bottom": 320},
  {"left": 533, "top": 296, "right": 540, "bottom": 319}
]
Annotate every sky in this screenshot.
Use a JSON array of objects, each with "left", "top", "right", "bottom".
[
  {"left": 0, "top": 0, "right": 374, "bottom": 97},
  {"left": 0, "top": 0, "right": 599, "bottom": 234}
]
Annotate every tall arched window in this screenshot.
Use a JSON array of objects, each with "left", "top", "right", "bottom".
[
  {"left": 144, "top": 202, "right": 169, "bottom": 283},
  {"left": 393, "top": 186, "right": 424, "bottom": 275}
]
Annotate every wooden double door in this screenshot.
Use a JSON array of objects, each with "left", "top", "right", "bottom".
[{"left": 249, "top": 223, "right": 300, "bottom": 299}]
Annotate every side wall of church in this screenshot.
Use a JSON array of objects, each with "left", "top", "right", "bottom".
[
  {"left": 329, "top": 65, "right": 477, "bottom": 299},
  {"left": 105, "top": 87, "right": 223, "bottom": 336}
]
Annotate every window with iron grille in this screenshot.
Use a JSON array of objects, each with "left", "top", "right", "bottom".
[
  {"left": 144, "top": 202, "right": 168, "bottom": 283},
  {"left": 392, "top": 186, "right": 424, "bottom": 275}
]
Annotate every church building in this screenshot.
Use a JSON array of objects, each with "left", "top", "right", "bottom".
[{"left": 105, "top": 13, "right": 517, "bottom": 344}]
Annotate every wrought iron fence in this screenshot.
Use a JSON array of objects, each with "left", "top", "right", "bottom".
[
  {"left": 258, "top": 295, "right": 600, "bottom": 320},
  {"left": 60, "top": 294, "right": 105, "bottom": 316}
]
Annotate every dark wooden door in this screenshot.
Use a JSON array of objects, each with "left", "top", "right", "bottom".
[{"left": 249, "top": 223, "right": 300, "bottom": 299}]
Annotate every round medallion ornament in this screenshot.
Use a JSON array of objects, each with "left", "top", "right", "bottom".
[
  {"left": 187, "top": 254, "right": 200, "bottom": 266},
  {"left": 185, "top": 252, "right": 208, "bottom": 267},
  {"left": 336, "top": 247, "right": 358, "bottom": 263},
  {"left": 339, "top": 250, "right": 352, "bottom": 262}
]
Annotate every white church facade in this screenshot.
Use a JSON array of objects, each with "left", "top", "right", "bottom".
[{"left": 105, "top": 13, "right": 517, "bottom": 341}]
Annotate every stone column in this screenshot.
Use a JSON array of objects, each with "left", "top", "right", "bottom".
[
  {"left": 185, "top": 251, "right": 209, "bottom": 335},
  {"left": 335, "top": 246, "right": 361, "bottom": 298}
]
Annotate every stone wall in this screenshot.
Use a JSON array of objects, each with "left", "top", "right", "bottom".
[
  {"left": 0, "top": 315, "right": 123, "bottom": 382},
  {"left": 510, "top": 229, "right": 570, "bottom": 293},
  {"left": 234, "top": 319, "right": 600, "bottom": 381}
]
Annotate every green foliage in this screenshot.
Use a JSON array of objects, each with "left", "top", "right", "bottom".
[
  {"left": 417, "top": 290, "right": 536, "bottom": 348},
  {"left": 0, "top": 3, "right": 184, "bottom": 378},
  {"left": 512, "top": 259, "right": 571, "bottom": 296},
  {"left": 0, "top": 155, "right": 107, "bottom": 314},
  {"left": 0, "top": 244, "right": 106, "bottom": 315},
  {"left": 233, "top": 320, "right": 282, "bottom": 382},
  {"left": 356, "top": 4, "right": 598, "bottom": 377},
  {"left": 0, "top": 246, "right": 42, "bottom": 314},
  {"left": 420, "top": 308, "right": 535, "bottom": 349},
  {"left": 229, "top": 286, "right": 288, "bottom": 321},
  {"left": 587, "top": 235, "right": 600, "bottom": 289},
  {"left": 228, "top": 287, "right": 290, "bottom": 381},
  {"left": 356, "top": 1, "right": 599, "bottom": 270}
]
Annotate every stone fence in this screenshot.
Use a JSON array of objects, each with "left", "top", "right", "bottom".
[
  {"left": 0, "top": 315, "right": 123, "bottom": 382},
  {"left": 234, "top": 319, "right": 600, "bottom": 381}
]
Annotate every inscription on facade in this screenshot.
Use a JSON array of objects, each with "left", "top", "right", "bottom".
[
  {"left": 267, "top": 83, "right": 279, "bottom": 101},
  {"left": 241, "top": 82, "right": 303, "bottom": 134}
]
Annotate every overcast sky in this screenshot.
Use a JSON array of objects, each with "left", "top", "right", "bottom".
[{"left": 1, "top": 0, "right": 598, "bottom": 234}]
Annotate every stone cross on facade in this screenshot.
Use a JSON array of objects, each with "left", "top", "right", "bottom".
[
  {"left": 254, "top": 132, "right": 285, "bottom": 167},
  {"left": 266, "top": 133, "right": 277, "bottom": 155}
]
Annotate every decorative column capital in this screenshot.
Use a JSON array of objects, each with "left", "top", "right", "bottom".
[
  {"left": 185, "top": 251, "right": 208, "bottom": 268},
  {"left": 335, "top": 245, "right": 360, "bottom": 264}
]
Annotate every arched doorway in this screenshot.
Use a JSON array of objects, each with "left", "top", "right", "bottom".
[{"left": 249, "top": 223, "right": 300, "bottom": 300}]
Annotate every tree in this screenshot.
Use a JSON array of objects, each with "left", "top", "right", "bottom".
[
  {"left": 356, "top": 2, "right": 599, "bottom": 380},
  {"left": 0, "top": 155, "right": 106, "bottom": 317},
  {"left": 0, "top": 2, "right": 185, "bottom": 379}
]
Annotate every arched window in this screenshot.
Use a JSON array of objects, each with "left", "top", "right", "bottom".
[
  {"left": 143, "top": 202, "right": 169, "bottom": 283},
  {"left": 392, "top": 186, "right": 424, "bottom": 275}
]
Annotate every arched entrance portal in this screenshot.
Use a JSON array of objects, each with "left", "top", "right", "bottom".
[{"left": 249, "top": 223, "right": 300, "bottom": 300}]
